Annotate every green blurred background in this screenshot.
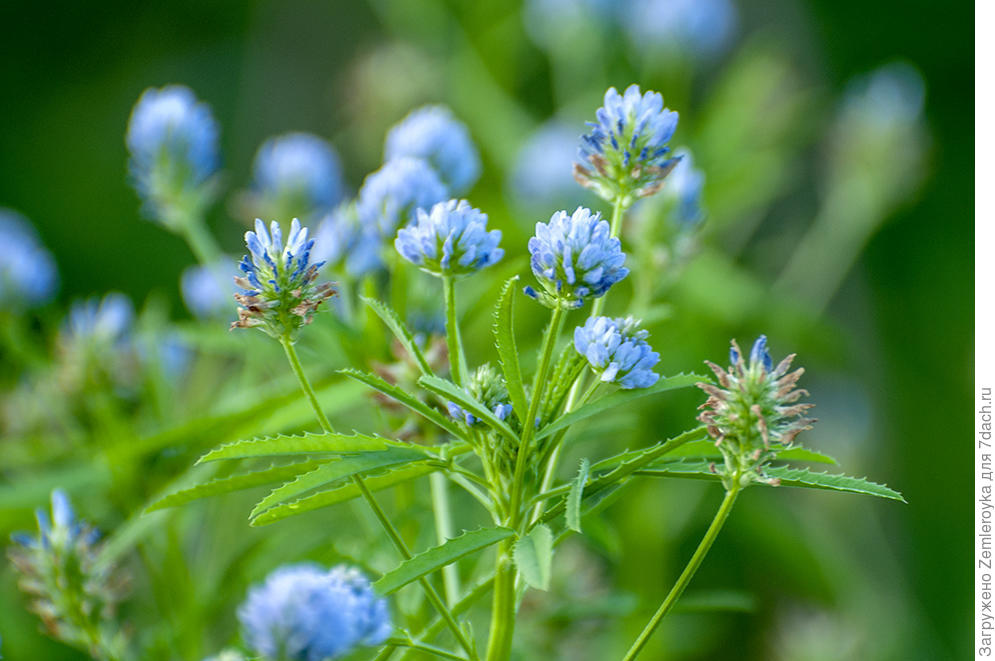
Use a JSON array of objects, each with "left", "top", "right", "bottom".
[{"left": 0, "top": 0, "right": 971, "bottom": 659}]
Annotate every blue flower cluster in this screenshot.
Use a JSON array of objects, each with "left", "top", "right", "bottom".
[
  {"left": 729, "top": 334, "right": 773, "bottom": 373},
  {"left": 126, "top": 85, "right": 219, "bottom": 224},
  {"left": 622, "top": 0, "right": 738, "bottom": 58},
  {"left": 446, "top": 364, "right": 513, "bottom": 426},
  {"left": 11, "top": 490, "right": 97, "bottom": 551},
  {"left": 574, "top": 316, "right": 660, "bottom": 389},
  {"left": 385, "top": 105, "right": 481, "bottom": 195},
  {"left": 395, "top": 199, "right": 504, "bottom": 277},
  {"left": 232, "top": 219, "right": 335, "bottom": 337},
  {"left": 181, "top": 257, "right": 237, "bottom": 319},
  {"left": 311, "top": 203, "right": 384, "bottom": 279},
  {"left": 65, "top": 293, "right": 134, "bottom": 346},
  {"left": 357, "top": 157, "right": 448, "bottom": 238},
  {"left": 0, "top": 208, "right": 58, "bottom": 306},
  {"left": 238, "top": 564, "right": 391, "bottom": 661},
  {"left": 662, "top": 148, "right": 705, "bottom": 227},
  {"left": 575, "top": 84, "right": 680, "bottom": 204},
  {"left": 252, "top": 132, "right": 344, "bottom": 221},
  {"left": 510, "top": 120, "right": 591, "bottom": 211},
  {"left": 525, "top": 207, "right": 628, "bottom": 309}
]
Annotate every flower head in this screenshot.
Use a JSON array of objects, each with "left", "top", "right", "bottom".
[
  {"left": 238, "top": 563, "right": 391, "bottom": 661},
  {"left": 661, "top": 148, "right": 705, "bottom": 227},
  {"left": 395, "top": 199, "right": 503, "bottom": 277},
  {"left": 357, "top": 158, "right": 448, "bottom": 237},
  {"left": 311, "top": 203, "right": 384, "bottom": 279},
  {"left": 622, "top": 0, "right": 738, "bottom": 58},
  {"left": 0, "top": 208, "right": 58, "bottom": 306},
  {"left": 574, "top": 316, "right": 660, "bottom": 389},
  {"left": 510, "top": 120, "right": 593, "bottom": 211},
  {"left": 446, "top": 363, "right": 514, "bottom": 426},
  {"left": 232, "top": 219, "right": 336, "bottom": 337},
  {"left": 697, "top": 336, "right": 817, "bottom": 486},
  {"left": 252, "top": 133, "right": 344, "bottom": 221},
  {"left": 385, "top": 106, "right": 481, "bottom": 195},
  {"left": 126, "top": 85, "right": 219, "bottom": 224},
  {"left": 65, "top": 293, "right": 134, "bottom": 346},
  {"left": 575, "top": 84, "right": 680, "bottom": 205},
  {"left": 181, "top": 257, "right": 237, "bottom": 319},
  {"left": 525, "top": 207, "right": 628, "bottom": 309}
]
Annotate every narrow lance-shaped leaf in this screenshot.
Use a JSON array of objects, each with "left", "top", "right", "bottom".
[
  {"left": 663, "top": 439, "right": 838, "bottom": 465},
  {"left": 418, "top": 375, "right": 518, "bottom": 444},
  {"left": 339, "top": 368, "right": 466, "bottom": 440},
  {"left": 636, "top": 460, "right": 906, "bottom": 502},
  {"left": 536, "top": 373, "right": 704, "bottom": 440},
  {"left": 515, "top": 524, "right": 553, "bottom": 591},
  {"left": 492, "top": 276, "right": 528, "bottom": 421},
  {"left": 566, "top": 458, "right": 590, "bottom": 533},
  {"left": 373, "top": 527, "right": 515, "bottom": 595},
  {"left": 198, "top": 432, "right": 427, "bottom": 463},
  {"left": 361, "top": 297, "right": 434, "bottom": 377}
]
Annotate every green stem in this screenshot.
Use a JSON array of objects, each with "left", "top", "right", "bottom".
[
  {"left": 385, "top": 638, "right": 468, "bottom": 661},
  {"left": 621, "top": 482, "right": 742, "bottom": 661},
  {"left": 178, "top": 215, "right": 222, "bottom": 267},
  {"left": 589, "top": 196, "right": 626, "bottom": 319},
  {"left": 431, "top": 471, "right": 461, "bottom": 605},
  {"left": 483, "top": 541, "right": 517, "bottom": 661},
  {"left": 279, "top": 337, "right": 477, "bottom": 660},
  {"left": 442, "top": 275, "right": 467, "bottom": 387}
]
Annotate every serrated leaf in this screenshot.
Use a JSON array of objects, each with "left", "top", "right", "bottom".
[
  {"left": 146, "top": 460, "right": 323, "bottom": 512},
  {"left": 340, "top": 368, "right": 466, "bottom": 440},
  {"left": 250, "top": 448, "right": 427, "bottom": 517},
  {"left": 250, "top": 463, "right": 441, "bottom": 526},
  {"left": 361, "top": 297, "right": 434, "bottom": 377},
  {"left": 417, "top": 375, "right": 518, "bottom": 444},
  {"left": 664, "top": 439, "right": 837, "bottom": 465},
  {"left": 493, "top": 276, "right": 528, "bottom": 420},
  {"left": 536, "top": 373, "right": 704, "bottom": 440},
  {"left": 373, "top": 527, "right": 515, "bottom": 595},
  {"left": 566, "top": 458, "right": 590, "bottom": 533},
  {"left": 636, "top": 460, "right": 906, "bottom": 502},
  {"left": 199, "top": 432, "right": 422, "bottom": 463},
  {"left": 515, "top": 524, "right": 553, "bottom": 591}
]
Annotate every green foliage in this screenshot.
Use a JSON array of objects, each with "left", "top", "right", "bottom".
[
  {"left": 146, "top": 461, "right": 323, "bottom": 512},
  {"left": 197, "top": 431, "right": 425, "bottom": 463},
  {"left": 361, "top": 297, "right": 434, "bottom": 377},
  {"left": 566, "top": 458, "right": 590, "bottom": 533},
  {"left": 492, "top": 276, "right": 528, "bottom": 420},
  {"left": 514, "top": 524, "right": 553, "bottom": 591},
  {"left": 339, "top": 368, "right": 466, "bottom": 439},
  {"left": 417, "top": 375, "right": 518, "bottom": 443}
]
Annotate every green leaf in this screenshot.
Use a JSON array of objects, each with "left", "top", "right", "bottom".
[
  {"left": 361, "top": 297, "right": 434, "bottom": 377},
  {"left": 146, "top": 460, "right": 323, "bottom": 512},
  {"left": 417, "top": 375, "right": 518, "bottom": 444},
  {"left": 250, "top": 463, "right": 441, "bottom": 526},
  {"left": 373, "top": 527, "right": 515, "bottom": 595},
  {"left": 340, "top": 368, "right": 466, "bottom": 439},
  {"left": 636, "top": 460, "right": 906, "bottom": 502},
  {"left": 536, "top": 373, "right": 704, "bottom": 440},
  {"left": 199, "top": 432, "right": 423, "bottom": 463},
  {"left": 514, "top": 524, "right": 553, "bottom": 591},
  {"left": 664, "top": 439, "right": 838, "bottom": 465},
  {"left": 492, "top": 276, "right": 528, "bottom": 420},
  {"left": 566, "top": 458, "right": 590, "bottom": 533},
  {"left": 250, "top": 448, "right": 428, "bottom": 518}
]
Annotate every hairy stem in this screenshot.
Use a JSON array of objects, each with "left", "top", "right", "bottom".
[
  {"left": 621, "top": 481, "right": 742, "bottom": 661},
  {"left": 279, "top": 337, "right": 477, "bottom": 660}
]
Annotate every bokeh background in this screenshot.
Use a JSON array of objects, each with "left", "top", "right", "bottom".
[{"left": 0, "top": 0, "right": 971, "bottom": 659}]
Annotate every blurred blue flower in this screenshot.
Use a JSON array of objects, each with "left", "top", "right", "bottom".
[
  {"left": 840, "top": 62, "right": 925, "bottom": 130},
  {"left": 662, "top": 148, "right": 705, "bottom": 227},
  {"left": 181, "top": 257, "right": 237, "bottom": 319},
  {"left": 0, "top": 208, "right": 58, "bottom": 306},
  {"left": 575, "top": 84, "right": 680, "bottom": 204},
  {"left": 574, "top": 316, "right": 660, "bottom": 389},
  {"left": 621, "top": 0, "right": 738, "bottom": 58},
  {"left": 523, "top": 0, "right": 616, "bottom": 50},
  {"left": 525, "top": 207, "right": 628, "bottom": 309},
  {"left": 395, "top": 199, "right": 503, "bottom": 277},
  {"left": 252, "top": 132, "right": 344, "bottom": 220},
  {"left": 445, "top": 364, "right": 513, "bottom": 425},
  {"left": 232, "top": 219, "right": 335, "bottom": 337},
  {"left": 356, "top": 157, "right": 448, "bottom": 237},
  {"left": 65, "top": 293, "right": 134, "bottom": 346},
  {"left": 510, "top": 120, "right": 589, "bottom": 210},
  {"left": 126, "top": 85, "right": 219, "bottom": 224},
  {"left": 311, "top": 203, "right": 384, "bottom": 278},
  {"left": 238, "top": 563, "right": 391, "bottom": 661},
  {"left": 385, "top": 106, "right": 481, "bottom": 195},
  {"left": 729, "top": 334, "right": 773, "bottom": 373}
]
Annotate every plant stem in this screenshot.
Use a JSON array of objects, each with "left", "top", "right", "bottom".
[
  {"left": 442, "top": 275, "right": 467, "bottom": 386},
  {"left": 386, "top": 638, "right": 469, "bottom": 661},
  {"left": 621, "top": 481, "right": 742, "bottom": 661},
  {"left": 483, "top": 540, "right": 517, "bottom": 661},
  {"left": 431, "top": 471, "right": 461, "bottom": 605},
  {"left": 178, "top": 215, "right": 222, "bottom": 267},
  {"left": 278, "top": 336, "right": 477, "bottom": 660}
]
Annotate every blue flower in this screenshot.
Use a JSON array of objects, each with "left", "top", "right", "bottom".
[
  {"left": 252, "top": 132, "right": 344, "bottom": 221},
  {"left": 525, "top": 207, "right": 629, "bottom": 309},
  {"left": 181, "top": 257, "right": 237, "bottom": 319},
  {"left": 126, "top": 85, "right": 220, "bottom": 224},
  {"left": 385, "top": 106, "right": 481, "bottom": 195},
  {"left": 238, "top": 564, "right": 392, "bottom": 661},
  {"left": 311, "top": 203, "right": 384, "bottom": 278},
  {"left": 574, "top": 316, "right": 660, "bottom": 389},
  {"left": 510, "top": 120, "right": 592, "bottom": 211},
  {"left": 356, "top": 158, "right": 448, "bottom": 237},
  {"left": 729, "top": 334, "right": 773, "bottom": 373},
  {"left": 395, "top": 199, "right": 503, "bottom": 277},
  {"left": 232, "top": 219, "right": 335, "bottom": 337},
  {"left": 662, "top": 148, "right": 705, "bottom": 227},
  {"left": 622, "top": 0, "right": 738, "bottom": 58},
  {"left": 0, "top": 208, "right": 58, "bottom": 306},
  {"left": 575, "top": 84, "right": 680, "bottom": 204},
  {"left": 445, "top": 364, "right": 513, "bottom": 426},
  {"left": 65, "top": 293, "right": 134, "bottom": 345}
]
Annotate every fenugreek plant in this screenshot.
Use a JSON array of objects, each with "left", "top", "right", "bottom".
[{"left": 8, "top": 82, "right": 905, "bottom": 661}]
